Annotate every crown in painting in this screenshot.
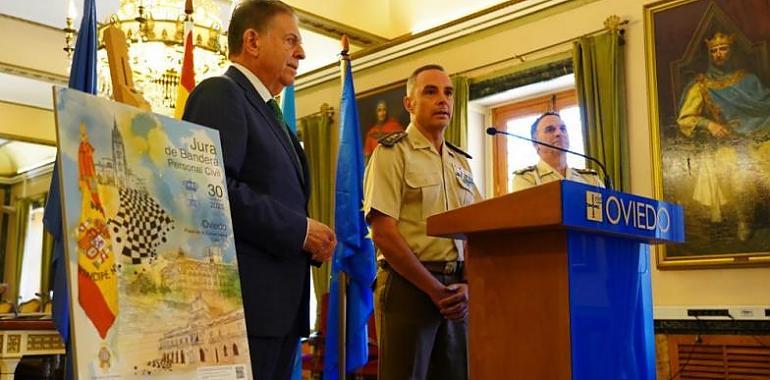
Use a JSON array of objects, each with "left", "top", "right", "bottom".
[{"left": 705, "top": 32, "right": 735, "bottom": 49}]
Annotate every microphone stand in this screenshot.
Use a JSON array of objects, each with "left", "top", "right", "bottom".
[{"left": 487, "top": 127, "right": 613, "bottom": 190}]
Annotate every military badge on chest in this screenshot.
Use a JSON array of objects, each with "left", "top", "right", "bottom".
[
  {"left": 453, "top": 164, "right": 475, "bottom": 205},
  {"left": 454, "top": 165, "right": 474, "bottom": 188}
]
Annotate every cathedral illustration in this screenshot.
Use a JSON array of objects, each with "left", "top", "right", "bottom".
[{"left": 94, "top": 119, "right": 144, "bottom": 191}]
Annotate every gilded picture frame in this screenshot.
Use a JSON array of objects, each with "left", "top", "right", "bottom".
[{"left": 644, "top": 0, "right": 770, "bottom": 268}]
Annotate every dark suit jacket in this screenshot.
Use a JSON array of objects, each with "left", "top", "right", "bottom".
[{"left": 183, "top": 66, "right": 311, "bottom": 337}]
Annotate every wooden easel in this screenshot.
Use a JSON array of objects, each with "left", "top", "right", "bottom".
[{"left": 102, "top": 26, "right": 151, "bottom": 110}]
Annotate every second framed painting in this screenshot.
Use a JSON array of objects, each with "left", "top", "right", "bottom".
[
  {"left": 645, "top": 0, "right": 770, "bottom": 268},
  {"left": 357, "top": 82, "right": 410, "bottom": 160}
]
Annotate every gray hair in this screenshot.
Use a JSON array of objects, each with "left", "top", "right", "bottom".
[{"left": 228, "top": 0, "right": 295, "bottom": 56}]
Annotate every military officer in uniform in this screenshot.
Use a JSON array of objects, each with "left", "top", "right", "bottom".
[
  {"left": 363, "top": 64, "right": 482, "bottom": 380},
  {"left": 512, "top": 111, "right": 603, "bottom": 191}
]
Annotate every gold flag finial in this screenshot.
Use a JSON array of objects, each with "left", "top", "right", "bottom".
[{"left": 341, "top": 34, "right": 350, "bottom": 58}]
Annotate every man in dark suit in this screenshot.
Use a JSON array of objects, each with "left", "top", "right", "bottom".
[{"left": 182, "top": 1, "right": 336, "bottom": 379}]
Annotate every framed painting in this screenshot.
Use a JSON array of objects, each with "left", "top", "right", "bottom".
[
  {"left": 356, "top": 81, "right": 410, "bottom": 159},
  {"left": 644, "top": 0, "right": 770, "bottom": 268}
]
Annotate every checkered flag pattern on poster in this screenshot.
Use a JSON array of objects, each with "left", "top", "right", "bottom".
[{"left": 109, "top": 188, "right": 175, "bottom": 265}]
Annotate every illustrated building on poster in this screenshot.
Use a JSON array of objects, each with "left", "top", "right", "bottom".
[
  {"left": 112, "top": 120, "right": 128, "bottom": 188},
  {"left": 93, "top": 120, "right": 145, "bottom": 191},
  {"left": 160, "top": 247, "right": 237, "bottom": 293},
  {"left": 158, "top": 296, "right": 247, "bottom": 369}
]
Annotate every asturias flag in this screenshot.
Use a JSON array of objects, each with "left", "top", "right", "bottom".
[
  {"left": 284, "top": 84, "right": 302, "bottom": 380},
  {"left": 323, "top": 58, "right": 377, "bottom": 379},
  {"left": 280, "top": 84, "right": 297, "bottom": 133}
]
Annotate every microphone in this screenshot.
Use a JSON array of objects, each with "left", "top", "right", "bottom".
[{"left": 486, "top": 127, "right": 613, "bottom": 190}]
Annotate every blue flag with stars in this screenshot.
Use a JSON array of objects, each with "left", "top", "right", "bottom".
[{"left": 323, "top": 59, "right": 377, "bottom": 379}]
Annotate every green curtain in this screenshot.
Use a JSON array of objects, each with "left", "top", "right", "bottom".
[
  {"left": 40, "top": 192, "right": 54, "bottom": 298},
  {"left": 299, "top": 112, "right": 336, "bottom": 330},
  {"left": 12, "top": 198, "right": 32, "bottom": 303},
  {"left": 573, "top": 30, "right": 629, "bottom": 191},
  {"left": 40, "top": 230, "right": 54, "bottom": 297},
  {"left": 447, "top": 74, "right": 469, "bottom": 150}
]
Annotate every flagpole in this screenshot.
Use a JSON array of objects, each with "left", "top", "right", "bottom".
[
  {"left": 336, "top": 34, "right": 351, "bottom": 380},
  {"left": 337, "top": 272, "right": 347, "bottom": 380}
]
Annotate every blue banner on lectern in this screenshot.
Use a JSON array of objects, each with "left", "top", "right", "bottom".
[
  {"left": 557, "top": 182, "right": 684, "bottom": 380},
  {"left": 560, "top": 181, "right": 684, "bottom": 243}
]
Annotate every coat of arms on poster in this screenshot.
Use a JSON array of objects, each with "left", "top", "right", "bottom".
[
  {"left": 644, "top": 0, "right": 770, "bottom": 268},
  {"left": 53, "top": 87, "right": 252, "bottom": 379}
]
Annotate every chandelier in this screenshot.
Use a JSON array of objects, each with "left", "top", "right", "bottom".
[{"left": 94, "top": 0, "right": 231, "bottom": 116}]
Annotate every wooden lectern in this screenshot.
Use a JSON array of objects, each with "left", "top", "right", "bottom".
[{"left": 427, "top": 181, "right": 684, "bottom": 380}]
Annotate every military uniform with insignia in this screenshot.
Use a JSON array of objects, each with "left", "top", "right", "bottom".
[
  {"left": 363, "top": 124, "right": 482, "bottom": 380},
  {"left": 511, "top": 159, "right": 604, "bottom": 192}
]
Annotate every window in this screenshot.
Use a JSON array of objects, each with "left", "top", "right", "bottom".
[
  {"left": 491, "top": 89, "right": 583, "bottom": 195},
  {"left": 18, "top": 204, "right": 45, "bottom": 302},
  {"left": 310, "top": 277, "right": 318, "bottom": 331}
]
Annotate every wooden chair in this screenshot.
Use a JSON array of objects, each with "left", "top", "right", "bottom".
[
  {"left": 18, "top": 298, "right": 42, "bottom": 314},
  {"left": 0, "top": 301, "right": 14, "bottom": 314}
]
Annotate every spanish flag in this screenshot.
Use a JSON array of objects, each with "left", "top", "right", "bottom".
[
  {"left": 77, "top": 126, "right": 118, "bottom": 339},
  {"left": 174, "top": 0, "right": 195, "bottom": 119}
]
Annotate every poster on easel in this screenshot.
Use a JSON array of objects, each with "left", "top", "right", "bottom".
[{"left": 53, "top": 87, "right": 252, "bottom": 380}]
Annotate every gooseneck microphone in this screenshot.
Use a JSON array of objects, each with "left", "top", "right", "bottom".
[{"left": 486, "top": 127, "right": 613, "bottom": 190}]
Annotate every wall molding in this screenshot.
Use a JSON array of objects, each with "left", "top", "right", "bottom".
[
  {"left": 0, "top": 163, "right": 54, "bottom": 186},
  {"left": 0, "top": 61, "right": 68, "bottom": 86},
  {"left": 0, "top": 13, "right": 64, "bottom": 33},
  {"left": 294, "top": 0, "right": 573, "bottom": 91}
]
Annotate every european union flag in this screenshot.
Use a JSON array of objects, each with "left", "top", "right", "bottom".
[
  {"left": 43, "top": 0, "right": 98, "bottom": 346},
  {"left": 323, "top": 60, "right": 377, "bottom": 379}
]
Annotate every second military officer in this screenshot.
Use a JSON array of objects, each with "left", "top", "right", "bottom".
[{"left": 512, "top": 111, "right": 603, "bottom": 191}]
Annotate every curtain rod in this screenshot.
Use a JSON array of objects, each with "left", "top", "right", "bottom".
[{"left": 457, "top": 16, "right": 627, "bottom": 77}]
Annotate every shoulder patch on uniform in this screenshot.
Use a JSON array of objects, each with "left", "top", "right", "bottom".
[
  {"left": 575, "top": 168, "right": 599, "bottom": 175},
  {"left": 378, "top": 132, "right": 408, "bottom": 147},
  {"left": 446, "top": 142, "right": 472, "bottom": 159},
  {"left": 513, "top": 165, "right": 536, "bottom": 175}
]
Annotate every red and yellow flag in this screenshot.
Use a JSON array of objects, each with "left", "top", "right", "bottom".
[
  {"left": 174, "top": 16, "right": 195, "bottom": 119},
  {"left": 76, "top": 125, "right": 118, "bottom": 339}
]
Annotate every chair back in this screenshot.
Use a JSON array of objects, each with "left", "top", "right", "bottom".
[
  {"left": 0, "top": 301, "right": 14, "bottom": 314},
  {"left": 18, "top": 298, "right": 42, "bottom": 314}
]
